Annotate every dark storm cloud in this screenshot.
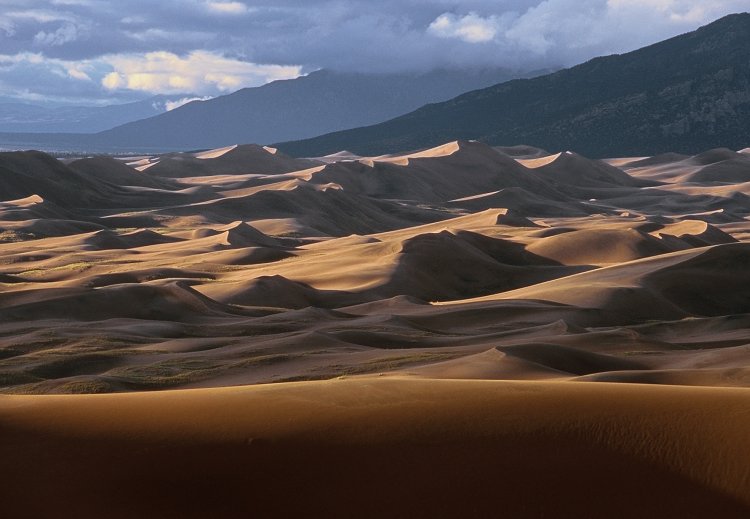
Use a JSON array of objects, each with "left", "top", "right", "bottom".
[{"left": 0, "top": 0, "right": 746, "bottom": 103}]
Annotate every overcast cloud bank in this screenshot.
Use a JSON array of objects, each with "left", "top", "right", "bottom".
[{"left": 0, "top": 0, "right": 746, "bottom": 104}]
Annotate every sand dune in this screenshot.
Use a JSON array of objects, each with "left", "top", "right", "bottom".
[
  {"left": 687, "top": 156, "right": 750, "bottom": 183},
  {"left": 0, "top": 281, "right": 247, "bottom": 322},
  {"left": 69, "top": 156, "right": 174, "bottom": 189},
  {"left": 284, "top": 140, "right": 569, "bottom": 204},
  {"left": 194, "top": 144, "right": 238, "bottom": 159},
  {"left": 689, "top": 147, "right": 746, "bottom": 165},
  {"left": 144, "top": 143, "right": 319, "bottom": 178},
  {"left": 212, "top": 220, "right": 284, "bottom": 248},
  {"left": 526, "top": 227, "right": 675, "bottom": 265},
  {"left": 456, "top": 243, "right": 750, "bottom": 323},
  {"left": 654, "top": 219, "right": 737, "bottom": 246},
  {"left": 200, "top": 274, "right": 359, "bottom": 309},
  {"left": 622, "top": 147, "right": 750, "bottom": 187},
  {"left": 1, "top": 379, "right": 750, "bottom": 518},
  {"left": 0, "top": 150, "right": 118, "bottom": 207},
  {"left": 495, "top": 144, "right": 550, "bottom": 158},
  {"left": 153, "top": 181, "right": 448, "bottom": 235},
  {"left": 1, "top": 141, "right": 750, "bottom": 516},
  {"left": 0, "top": 142, "right": 749, "bottom": 394},
  {"left": 618, "top": 152, "right": 690, "bottom": 167},
  {"left": 522, "top": 150, "right": 649, "bottom": 188},
  {"left": 447, "top": 187, "right": 592, "bottom": 216}
]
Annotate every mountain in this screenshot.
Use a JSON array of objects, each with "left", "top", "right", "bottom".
[
  {"left": 91, "top": 69, "right": 546, "bottom": 152},
  {"left": 276, "top": 13, "right": 750, "bottom": 158},
  {"left": 0, "top": 95, "right": 197, "bottom": 134}
]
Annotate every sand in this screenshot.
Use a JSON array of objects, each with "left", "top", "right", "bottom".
[
  {"left": 1, "top": 141, "right": 750, "bottom": 515},
  {"left": 2, "top": 378, "right": 750, "bottom": 518}
]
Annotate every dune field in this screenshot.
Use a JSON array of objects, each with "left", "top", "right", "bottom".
[{"left": 1, "top": 140, "right": 750, "bottom": 516}]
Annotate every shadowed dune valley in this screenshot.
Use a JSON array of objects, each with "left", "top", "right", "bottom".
[
  {"left": 3, "top": 6, "right": 750, "bottom": 518},
  {"left": 1, "top": 140, "right": 750, "bottom": 517}
]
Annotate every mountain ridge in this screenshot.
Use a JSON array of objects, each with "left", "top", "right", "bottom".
[
  {"left": 276, "top": 13, "right": 750, "bottom": 158},
  {"left": 0, "top": 68, "right": 547, "bottom": 153},
  {"left": 93, "top": 68, "right": 546, "bottom": 151}
]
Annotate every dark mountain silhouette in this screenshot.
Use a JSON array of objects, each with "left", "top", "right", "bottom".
[
  {"left": 277, "top": 13, "right": 750, "bottom": 158},
  {"left": 0, "top": 68, "right": 543, "bottom": 154},
  {"left": 92, "top": 68, "right": 542, "bottom": 151}
]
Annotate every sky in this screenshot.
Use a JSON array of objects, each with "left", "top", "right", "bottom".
[{"left": 0, "top": 0, "right": 747, "bottom": 106}]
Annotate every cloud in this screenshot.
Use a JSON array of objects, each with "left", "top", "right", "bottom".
[
  {"left": 423, "top": 0, "right": 750, "bottom": 66},
  {"left": 33, "top": 23, "right": 81, "bottom": 46},
  {"left": 100, "top": 50, "right": 301, "bottom": 95},
  {"left": 65, "top": 63, "right": 92, "bottom": 80},
  {"left": 50, "top": 0, "right": 98, "bottom": 5},
  {"left": 0, "top": 0, "right": 747, "bottom": 104},
  {"left": 0, "top": 20, "right": 16, "bottom": 37},
  {"left": 6, "top": 9, "right": 78, "bottom": 24},
  {"left": 0, "top": 52, "right": 113, "bottom": 104},
  {"left": 161, "top": 95, "right": 214, "bottom": 111},
  {"left": 428, "top": 13, "right": 504, "bottom": 43},
  {"left": 205, "top": 2, "right": 251, "bottom": 15}
]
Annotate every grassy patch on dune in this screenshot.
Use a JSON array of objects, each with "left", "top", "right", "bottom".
[
  {"left": 106, "top": 358, "right": 224, "bottom": 389},
  {"left": 232, "top": 354, "right": 293, "bottom": 368},
  {"left": 363, "top": 352, "right": 462, "bottom": 368},
  {"left": 0, "top": 231, "right": 37, "bottom": 243},
  {"left": 277, "top": 352, "right": 463, "bottom": 382},
  {"left": 4, "top": 334, "right": 69, "bottom": 353},
  {"left": 0, "top": 348, "right": 463, "bottom": 392},
  {"left": 0, "top": 377, "right": 118, "bottom": 394},
  {"left": 18, "top": 261, "right": 95, "bottom": 277},
  {"left": 208, "top": 264, "right": 266, "bottom": 273},
  {"left": 108, "top": 354, "right": 298, "bottom": 389},
  {"left": 0, "top": 372, "right": 43, "bottom": 387},
  {"left": 119, "top": 351, "right": 460, "bottom": 388},
  {"left": 24, "top": 353, "right": 125, "bottom": 379},
  {"left": 4, "top": 332, "right": 156, "bottom": 355},
  {"left": 0, "top": 352, "right": 131, "bottom": 385},
  {"left": 55, "top": 379, "right": 118, "bottom": 394},
  {"left": 0, "top": 342, "right": 155, "bottom": 392},
  {"left": 344, "top": 352, "right": 462, "bottom": 373},
  {"left": 0, "top": 348, "right": 23, "bottom": 360}
]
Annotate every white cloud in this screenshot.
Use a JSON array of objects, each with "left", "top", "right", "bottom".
[
  {"left": 423, "top": 1, "right": 750, "bottom": 67},
  {"left": 0, "top": 19, "right": 16, "bottom": 37},
  {"left": 7, "top": 9, "right": 77, "bottom": 24},
  {"left": 33, "top": 23, "right": 81, "bottom": 46},
  {"left": 50, "top": 0, "right": 98, "bottom": 5},
  {"left": 124, "top": 28, "right": 213, "bottom": 43},
  {"left": 65, "top": 63, "right": 92, "bottom": 81},
  {"left": 428, "top": 12, "right": 504, "bottom": 43},
  {"left": 120, "top": 15, "right": 147, "bottom": 25},
  {"left": 205, "top": 1, "right": 250, "bottom": 15},
  {"left": 0, "top": 52, "right": 53, "bottom": 66},
  {"left": 100, "top": 51, "right": 301, "bottom": 95},
  {"left": 0, "top": 50, "right": 299, "bottom": 104},
  {"left": 503, "top": 0, "right": 610, "bottom": 56},
  {"left": 0, "top": 51, "right": 109, "bottom": 103},
  {"left": 162, "top": 95, "right": 214, "bottom": 111},
  {"left": 0, "top": 52, "right": 94, "bottom": 77},
  {"left": 606, "top": 0, "right": 747, "bottom": 24}
]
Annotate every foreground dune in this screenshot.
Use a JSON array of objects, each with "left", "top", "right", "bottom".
[{"left": 1, "top": 378, "right": 749, "bottom": 518}]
